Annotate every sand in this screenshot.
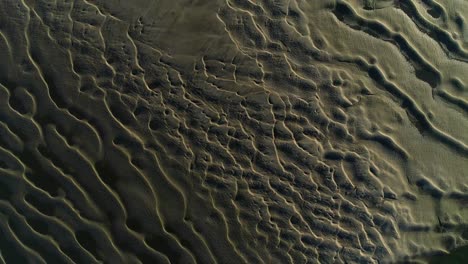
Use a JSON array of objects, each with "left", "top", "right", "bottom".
[{"left": 0, "top": 0, "right": 466, "bottom": 263}]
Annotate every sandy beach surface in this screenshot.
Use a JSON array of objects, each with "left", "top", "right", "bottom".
[{"left": 0, "top": 0, "right": 466, "bottom": 263}]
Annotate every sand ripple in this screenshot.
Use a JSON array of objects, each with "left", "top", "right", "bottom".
[{"left": 0, "top": 0, "right": 466, "bottom": 263}]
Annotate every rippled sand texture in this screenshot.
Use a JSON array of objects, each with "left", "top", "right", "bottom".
[{"left": 0, "top": 0, "right": 467, "bottom": 263}]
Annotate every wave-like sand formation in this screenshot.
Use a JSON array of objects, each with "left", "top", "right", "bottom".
[{"left": 0, "top": 0, "right": 467, "bottom": 263}]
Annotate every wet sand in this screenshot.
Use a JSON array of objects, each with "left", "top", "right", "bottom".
[{"left": 0, "top": 0, "right": 467, "bottom": 263}]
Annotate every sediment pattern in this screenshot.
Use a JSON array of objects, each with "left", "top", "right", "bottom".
[{"left": 0, "top": 0, "right": 467, "bottom": 263}]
